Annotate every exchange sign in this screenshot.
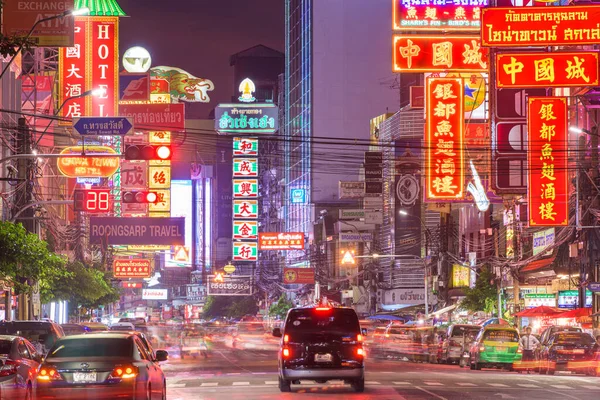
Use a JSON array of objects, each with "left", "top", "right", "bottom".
[
  {"left": 425, "top": 77, "right": 465, "bottom": 200},
  {"left": 527, "top": 97, "right": 568, "bottom": 227},
  {"left": 232, "top": 179, "right": 259, "bottom": 198},
  {"left": 208, "top": 275, "right": 253, "bottom": 296},
  {"left": 232, "top": 158, "right": 258, "bottom": 177},
  {"left": 392, "top": 0, "right": 487, "bottom": 32},
  {"left": 57, "top": 146, "right": 120, "bottom": 178},
  {"left": 113, "top": 259, "right": 152, "bottom": 279},
  {"left": 496, "top": 52, "right": 599, "bottom": 88},
  {"left": 233, "top": 137, "right": 258, "bottom": 156},
  {"left": 481, "top": 6, "right": 600, "bottom": 47},
  {"left": 258, "top": 232, "right": 305, "bottom": 251},
  {"left": 233, "top": 200, "right": 258, "bottom": 219},
  {"left": 393, "top": 35, "right": 488, "bottom": 73},
  {"left": 232, "top": 242, "right": 258, "bottom": 261},
  {"left": 233, "top": 221, "right": 258, "bottom": 240}
]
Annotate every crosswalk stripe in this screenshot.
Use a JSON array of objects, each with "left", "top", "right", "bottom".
[
  {"left": 167, "top": 383, "right": 186, "bottom": 388},
  {"left": 366, "top": 381, "right": 381, "bottom": 385},
  {"left": 265, "top": 381, "right": 278, "bottom": 385},
  {"left": 201, "top": 382, "right": 218, "bottom": 387},
  {"left": 393, "top": 381, "right": 411, "bottom": 385},
  {"left": 488, "top": 383, "right": 508, "bottom": 387},
  {"left": 424, "top": 381, "right": 444, "bottom": 386},
  {"left": 551, "top": 385, "right": 571, "bottom": 389},
  {"left": 457, "top": 383, "right": 476, "bottom": 387},
  {"left": 518, "top": 384, "right": 539, "bottom": 388},
  {"left": 232, "top": 382, "right": 250, "bottom": 386}
]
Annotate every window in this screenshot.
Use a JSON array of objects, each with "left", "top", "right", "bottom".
[
  {"left": 18, "top": 342, "right": 31, "bottom": 359},
  {"left": 49, "top": 338, "right": 132, "bottom": 358}
]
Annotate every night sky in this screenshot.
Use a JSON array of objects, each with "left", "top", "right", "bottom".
[{"left": 117, "top": 0, "right": 285, "bottom": 119}]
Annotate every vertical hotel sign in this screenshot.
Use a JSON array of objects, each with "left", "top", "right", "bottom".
[
  {"left": 59, "top": 17, "right": 87, "bottom": 120},
  {"left": 528, "top": 97, "right": 568, "bottom": 226},
  {"left": 425, "top": 77, "right": 464, "bottom": 200}
]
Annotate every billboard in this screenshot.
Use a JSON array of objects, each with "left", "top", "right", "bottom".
[
  {"left": 425, "top": 77, "right": 465, "bottom": 200},
  {"left": 557, "top": 290, "right": 592, "bottom": 309},
  {"left": 119, "top": 103, "right": 185, "bottom": 130},
  {"left": 215, "top": 103, "right": 279, "bottom": 134},
  {"left": 2, "top": 0, "right": 75, "bottom": 47},
  {"left": 339, "top": 181, "right": 365, "bottom": 199},
  {"left": 395, "top": 139, "right": 422, "bottom": 257},
  {"left": 527, "top": 97, "right": 568, "bottom": 226},
  {"left": 57, "top": 146, "right": 119, "bottom": 178},
  {"left": 496, "top": 52, "right": 599, "bottom": 88},
  {"left": 113, "top": 259, "right": 152, "bottom": 278},
  {"left": 283, "top": 268, "right": 315, "bottom": 285},
  {"left": 482, "top": 6, "right": 600, "bottom": 47},
  {"left": 207, "top": 276, "right": 253, "bottom": 296},
  {"left": 89, "top": 217, "right": 185, "bottom": 246},
  {"left": 150, "top": 66, "right": 214, "bottom": 103},
  {"left": 393, "top": 35, "right": 488, "bottom": 72},
  {"left": 142, "top": 289, "right": 168, "bottom": 300},
  {"left": 392, "top": 0, "right": 486, "bottom": 32},
  {"left": 258, "top": 232, "right": 305, "bottom": 250}
]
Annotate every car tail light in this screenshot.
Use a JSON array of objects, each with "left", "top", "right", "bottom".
[
  {"left": 37, "top": 366, "right": 63, "bottom": 381},
  {"left": 0, "top": 360, "right": 18, "bottom": 377},
  {"left": 282, "top": 348, "right": 290, "bottom": 358},
  {"left": 357, "top": 347, "right": 364, "bottom": 356},
  {"left": 109, "top": 365, "right": 138, "bottom": 380},
  {"left": 283, "top": 334, "right": 289, "bottom": 344},
  {"left": 517, "top": 348, "right": 522, "bottom": 354},
  {"left": 357, "top": 334, "right": 363, "bottom": 342},
  {"left": 479, "top": 346, "right": 485, "bottom": 352},
  {"left": 315, "top": 307, "right": 331, "bottom": 311}
]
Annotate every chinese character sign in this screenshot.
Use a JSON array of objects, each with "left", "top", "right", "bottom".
[
  {"left": 393, "top": 0, "right": 487, "bottom": 32},
  {"left": 233, "top": 220, "right": 258, "bottom": 240},
  {"left": 496, "top": 52, "right": 599, "bottom": 88},
  {"left": 233, "top": 179, "right": 258, "bottom": 198},
  {"left": 232, "top": 242, "right": 258, "bottom": 261},
  {"left": 233, "top": 137, "right": 258, "bottom": 156},
  {"left": 528, "top": 97, "right": 568, "bottom": 227},
  {"left": 59, "top": 17, "right": 87, "bottom": 120},
  {"left": 233, "top": 200, "right": 258, "bottom": 218},
  {"left": 90, "top": 18, "right": 119, "bottom": 117},
  {"left": 393, "top": 35, "right": 488, "bottom": 73},
  {"left": 233, "top": 158, "right": 258, "bottom": 177},
  {"left": 482, "top": 6, "right": 600, "bottom": 47},
  {"left": 425, "top": 77, "right": 465, "bottom": 200}
]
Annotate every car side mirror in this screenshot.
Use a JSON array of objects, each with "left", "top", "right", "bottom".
[
  {"left": 272, "top": 328, "right": 282, "bottom": 338},
  {"left": 155, "top": 350, "right": 168, "bottom": 362},
  {"left": 361, "top": 328, "right": 368, "bottom": 336}
]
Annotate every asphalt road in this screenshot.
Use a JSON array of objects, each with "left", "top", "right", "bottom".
[{"left": 163, "top": 344, "right": 600, "bottom": 400}]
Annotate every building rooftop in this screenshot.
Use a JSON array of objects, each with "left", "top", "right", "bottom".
[{"left": 230, "top": 45, "right": 284, "bottom": 66}]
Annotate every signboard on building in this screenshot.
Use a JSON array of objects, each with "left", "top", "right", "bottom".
[
  {"left": 232, "top": 242, "right": 258, "bottom": 261},
  {"left": 119, "top": 103, "right": 185, "bottom": 130},
  {"left": 425, "top": 77, "right": 465, "bottom": 200},
  {"left": 233, "top": 221, "right": 258, "bottom": 240},
  {"left": 393, "top": 35, "right": 488, "bottom": 72},
  {"left": 232, "top": 179, "right": 259, "bottom": 198},
  {"left": 232, "top": 158, "right": 258, "bottom": 177},
  {"left": 533, "top": 228, "right": 555, "bottom": 256},
  {"left": 233, "top": 200, "right": 258, "bottom": 219},
  {"left": 339, "top": 181, "right": 365, "bottom": 199},
  {"left": 452, "top": 264, "right": 471, "bottom": 288},
  {"left": 233, "top": 137, "right": 258, "bottom": 156},
  {"left": 57, "top": 146, "right": 120, "bottom": 178},
  {"left": 119, "top": 73, "right": 150, "bottom": 101},
  {"left": 73, "top": 117, "right": 134, "bottom": 136},
  {"left": 524, "top": 293, "right": 556, "bottom": 309},
  {"left": 258, "top": 232, "right": 305, "bottom": 250},
  {"left": 215, "top": 103, "right": 279, "bottom": 134},
  {"left": 290, "top": 188, "right": 307, "bottom": 204},
  {"left": 89, "top": 217, "right": 185, "bottom": 246},
  {"left": 142, "top": 289, "right": 168, "bottom": 300},
  {"left": 482, "top": 6, "right": 600, "bottom": 47},
  {"left": 339, "top": 233, "right": 373, "bottom": 243},
  {"left": 410, "top": 86, "right": 424, "bottom": 109},
  {"left": 382, "top": 288, "right": 433, "bottom": 306},
  {"left": 558, "top": 290, "right": 592, "bottom": 309},
  {"left": 283, "top": 268, "right": 315, "bottom": 285},
  {"left": 527, "top": 97, "right": 568, "bottom": 226},
  {"left": 393, "top": 0, "right": 486, "bottom": 32},
  {"left": 208, "top": 276, "right": 253, "bottom": 296},
  {"left": 186, "top": 284, "right": 205, "bottom": 302},
  {"left": 113, "top": 259, "right": 152, "bottom": 278},
  {"left": 496, "top": 52, "right": 599, "bottom": 88}
]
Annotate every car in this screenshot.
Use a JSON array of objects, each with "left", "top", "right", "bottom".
[
  {"left": 273, "top": 304, "right": 365, "bottom": 393},
  {"left": 469, "top": 325, "right": 522, "bottom": 370},
  {"left": 441, "top": 324, "right": 481, "bottom": 364},
  {"left": 539, "top": 331, "right": 596, "bottom": 375},
  {"left": 61, "top": 324, "right": 91, "bottom": 336},
  {"left": 119, "top": 318, "right": 147, "bottom": 326},
  {"left": 0, "top": 335, "right": 42, "bottom": 400},
  {"left": 111, "top": 322, "right": 136, "bottom": 332},
  {"left": 36, "top": 332, "right": 168, "bottom": 400},
  {"left": 0, "top": 321, "right": 64, "bottom": 356},
  {"left": 81, "top": 322, "right": 109, "bottom": 332},
  {"left": 381, "top": 324, "right": 415, "bottom": 360},
  {"left": 535, "top": 325, "right": 582, "bottom": 360},
  {"left": 96, "top": 330, "right": 158, "bottom": 360}
]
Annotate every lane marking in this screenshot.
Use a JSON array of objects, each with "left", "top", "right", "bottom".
[
  {"left": 265, "top": 381, "right": 278, "bottom": 385},
  {"left": 232, "top": 382, "right": 250, "bottom": 386},
  {"left": 518, "top": 384, "right": 539, "bottom": 388},
  {"left": 424, "top": 381, "right": 444, "bottom": 386},
  {"left": 200, "top": 382, "right": 218, "bottom": 387},
  {"left": 366, "top": 381, "right": 381, "bottom": 385},
  {"left": 550, "top": 385, "right": 572, "bottom": 389},
  {"left": 166, "top": 383, "right": 186, "bottom": 388},
  {"left": 488, "top": 383, "right": 508, "bottom": 387},
  {"left": 393, "top": 381, "right": 411, "bottom": 385},
  {"left": 544, "top": 389, "right": 582, "bottom": 400},
  {"left": 415, "top": 386, "right": 448, "bottom": 400},
  {"left": 456, "top": 383, "right": 476, "bottom": 387}
]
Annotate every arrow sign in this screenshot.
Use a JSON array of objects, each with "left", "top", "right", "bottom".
[{"left": 73, "top": 117, "right": 134, "bottom": 136}]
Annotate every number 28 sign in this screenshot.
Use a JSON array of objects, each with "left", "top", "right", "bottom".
[{"left": 73, "top": 189, "right": 111, "bottom": 213}]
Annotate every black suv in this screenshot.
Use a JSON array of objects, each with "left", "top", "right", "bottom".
[
  {"left": 0, "top": 320, "right": 64, "bottom": 355},
  {"left": 273, "top": 305, "right": 365, "bottom": 392}
]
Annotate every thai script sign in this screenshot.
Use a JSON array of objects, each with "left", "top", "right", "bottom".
[
  {"left": 425, "top": 77, "right": 465, "bottom": 200},
  {"left": 283, "top": 268, "right": 315, "bottom": 285},
  {"left": 233, "top": 221, "right": 259, "bottom": 240},
  {"left": 496, "top": 52, "right": 599, "bottom": 88},
  {"left": 119, "top": 103, "right": 185, "bottom": 130},
  {"left": 233, "top": 137, "right": 258, "bottom": 156},
  {"left": 73, "top": 117, "right": 134, "bottom": 136},
  {"left": 481, "top": 6, "right": 600, "bottom": 47},
  {"left": 215, "top": 104, "right": 279, "bottom": 134},
  {"left": 339, "top": 233, "right": 373, "bottom": 242},
  {"left": 258, "top": 232, "right": 305, "bottom": 250},
  {"left": 524, "top": 293, "right": 556, "bottom": 309},
  {"left": 142, "top": 289, "right": 168, "bottom": 300},
  {"left": 232, "top": 242, "right": 258, "bottom": 261},
  {"left": 113, "top": 259, "right": 152, "bottom": 278},
  {"left": 527, "top": 97, "right": 568, "bottom": 226},
  {"left": 232, "top": 158, "right": 258, "bottom": 177},
  {"left": 382, "top": 288, "right": 433, "bottom": 305},
  {"left": 533, "top": 228, "right": 555, "bottom": 256},
  {"left": 393, "top": 35, "right": 488, "bottom": 72},
  {"left": 89, "top": 217, "right": 185, "bottom": 245},
  {"left": 558, "top": 290, "right": 592, "bottom": 309},
  {"left": 339, "top": 181, "right": 365, "bottom": 199},
  {"left": 233, "top": 200, "right": 258, "bottom": 219},
  {"left": 57, "top": 146, "right": 120, "bottom": 178},
  {"left": 393, "top": 0, "right": 487, "bottom": 32},
  {"left": 208, "top": 276, "right": 253, "bottom": 296}
]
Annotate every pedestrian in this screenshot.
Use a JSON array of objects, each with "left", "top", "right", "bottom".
[{"left": 518, "top": 326, "right": 539, "bottom": 374}]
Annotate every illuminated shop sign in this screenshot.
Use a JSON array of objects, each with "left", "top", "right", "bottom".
[
  {"left": 233, "top": 158, "right": 258, "bottom": 177},
  {"left": 233, "top": 137, "right": 258, "bottom": 156},
  {"left": 482, "top": 6, "right": 600, "bottom": 47},
  {"left": 113, "top": 259, "right": 152, "bottom": 279},
  {"left": 496, "top": 52, "right": 599, "bottom": 88},
  {"left": 290, "top": 188, "right": 306, "bottom": 204},
  {"left": 283, "top": 268, "right": 315, "bottom": 285},
  {"left": 425, "top": 77, "right": 465, "bottom": 200},
  {"left": 233, "top": 200, "right": 259, "bottom": 219},
  {"left": 232, "top": 242, "right": 258, "bottom": 261},
  {"left": 57, "top": 146, "right": 120, "bottom": 178},
  {"left": 232, "top": 179, "right": 259, "bottom": 198},
  {"left": 393, "top": 0, "right": 487, "bottom": 32},
  {"left": 527, "top": 97, "right": 568, "bottom": 227},
  {"left": 238, "top": 78, "right": 256, "bottom": 103},
  {"left": 215, "top": 104, "right": 279, "bottom": 134},
  {"left": 393, "top": 35, "right": 488, "bottom": 72},
  {"left": 258, "top": 232, "right": 305, "bottom": 250},
  {"left": 233, "top": 221, "right": 259, "bottom": 240}
]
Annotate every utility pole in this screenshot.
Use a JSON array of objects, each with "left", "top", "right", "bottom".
[{"left": 582, "top": 124, "right": 598, "bottom": 308}]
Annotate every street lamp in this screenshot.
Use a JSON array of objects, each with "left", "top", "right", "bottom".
[{"left": 0, "top": 7, "right": 90, "bottom": 80}]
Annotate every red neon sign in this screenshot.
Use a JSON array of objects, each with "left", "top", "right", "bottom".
[
  {"left": 90, "top": 18, "right": 119, "bottom": 117},
  {"left": 393, "top": 35, "right": 488, "bottom": 73},
  {"left": 58, "top": 17, "right": 87, "bottom": 121},
  {"left": 392, "top": 0, "right": 485, "bottom": 32},
  {"left": 527, "top": 97, "right": 568, "bottom": 227},
  {"left": 73, "top": 189, "right": 111, "bottom": 213},
  {"left": 496, "top": 52, "right": 599, "bottom": 88},
  {"left": 425, "top": 77, "right": 464, "bottom": 200}
]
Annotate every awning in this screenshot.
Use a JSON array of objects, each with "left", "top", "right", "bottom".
[
  {"left": 431, "top": 304, "right": 458, "bottom": 317},
  {"left": 521, "top": 255, "right": 556, "bottom": 273}
]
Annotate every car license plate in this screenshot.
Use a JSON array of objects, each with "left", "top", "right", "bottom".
[
  {"left": 495, "top": 347, "right": 507, "bottom": 352},
  {"left": 73, "top": 372, "right": 97, "bottom": 383},
  {"left": 315, "top": 353, "right": 332, "bottom": 362}
]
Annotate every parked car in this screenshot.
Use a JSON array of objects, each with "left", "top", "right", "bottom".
[
  {"left": 0, "top": 335, "right": 42, "bottom": 400},
  {"left": 441, "top": 324, "right": 481, "bottom": 364},
  {"left": 36, "top": 332, "right": 168, "bottom": 399},
  {"left": 469, "top": 325, "right": 522, "bottom": 370},
  {"left": 110, "top": 322, "right": 136, "bottom": 332},
  {"left": 81, "top": 322, "right": 109, "bottom": 332},
  {"left": 539, "top": 331, "right": 596, "bottom": 375},
  {"left": 0, "top": 321, "right": 64, "bottom": 356},
  {"left": 96, "top": 330, "right": 159, "bottom": 361},
  {"left": 273, "top": 304, "right": 365, "bottom": 392},
  {"left": 61, "top": 324, "right": 91, "bottom": 336},
  {"left": 381, "top": 324, "right": 414, "bottom": 359}
]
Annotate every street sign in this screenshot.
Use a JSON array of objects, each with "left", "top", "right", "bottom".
[{"left": 73, "top": 117, "right": 134, "bottom": 136}]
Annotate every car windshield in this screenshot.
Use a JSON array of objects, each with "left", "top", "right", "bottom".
[
  {"left": 555, "top": 333, "right": 595, "bottom": 345},
  {"left": 0, "top": 340, "right": 12, "bottom": 355},
  {"left": 285, "top": 309, "right": 360, "bottom": 335},
  {"left": 451, "top": 326, "right": 480, "bottom": 338},
  {"left": 48, "top": 338, "right": 132, "bottom": 358},
  {"left": 484, "top": 330, "right": 519, "bottom": 342}
]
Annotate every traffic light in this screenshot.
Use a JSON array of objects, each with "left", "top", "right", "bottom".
[
  {"left": 73, "top": 189, "right": 111, "bottom": 212},
  {"left": 124, "top": 145, "right": 171, "bottom": 161},
  {"left": 122, "top": 190, "right": 159, "bottom": 204}
]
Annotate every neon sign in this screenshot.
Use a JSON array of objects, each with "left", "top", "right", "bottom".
[
  {"left": 393, "top": 0, "right": 487, "bottom": 32},
  {"left": 238, "top": 78, "right": 256, "bottom": 102}
]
